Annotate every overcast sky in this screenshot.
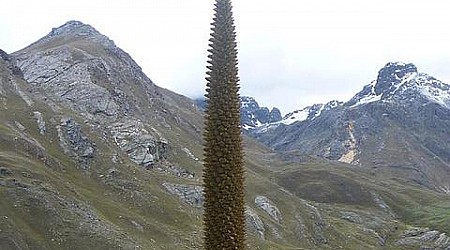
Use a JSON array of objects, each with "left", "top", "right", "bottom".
[{"left": 1, "top": 0, "right": 450, "bottom": 114}]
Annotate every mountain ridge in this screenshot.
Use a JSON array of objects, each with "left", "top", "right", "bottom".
[{"left": 248, "top": 61, "right": 450, "bottom": 193}]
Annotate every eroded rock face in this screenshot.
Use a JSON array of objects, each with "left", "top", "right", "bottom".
[
  {"left": 57, "top": 117, "right": 95, "bottom": 169},
  {"left": 245, "top": 207, "right": 265, "bottom": 239},
  {"left": 109, "top": 120, "right": 167, "bottom": 167},
  {"left": 162, "top": 183, "right": 203, "bottom": 208},
  {"left": 396, "top": 227, "right": 450, "bottom": 249},
  {"left": 15, "top": 47, "right": 121, "bottom": 119},
  {"left": 375, "top": 62, "right": 417, "bottom": 96},
  {"left": 240, "top": 96, "right": 282, "bottom": 130},
  {"left": 33, "top": 111, "right": 46, "bottom": 135},
  {"left": 304, "top": 203, "right": 327, "bottom": 245},
  {"left": 255, "top": 195, "right": 282, "bottom": 223},
  {"left": 340, "top": 211, "right": 363, "bottom": 224}
]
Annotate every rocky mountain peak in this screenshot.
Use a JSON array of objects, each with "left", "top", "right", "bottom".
[
  {"left": 20, "top": 20, "right": 117, "bottom": 52},
  {"left": 374, "top": 62, "right": 417, "bottom": 95},
  {"left": 240, "top": 96, "right": 282, "bottom": 130},
  {"left": 0, "top": 49, "right": 9, "bottom": 61},
  {"left": 346, "top": 62, "right": 450, "bottom": 108},
  {"left": 0, "top": 49, "right": 23, "bottom": 77},
  {"left": 47, "top": 20, "right": 99, "bottom": 38}
]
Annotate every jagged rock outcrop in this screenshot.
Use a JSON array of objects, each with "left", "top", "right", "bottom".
[
  {"left": 0, "top": 49, "right": 22, "bottom": 77},
  {"left": 109, "top": 120, "right": 167, "bottom": 168},
  {"left": 254, "top": 195, "right": 282, "bottom": 223},
  {"left": 33, "top": 111, "right": 46, "bottom": 135},
  {"left": 240, "top": 96, "right": 282, "bottom": 130},
  {"left": 304, "top": 203, "right": 327, "bottom": 245},
  {"left": 340, "top": 211, "right": 363, "bottom": 224},
  {"left": 245, "top": 207, "right": 265, "bottom": 239},
  {"left": 57, "top": 117, "right": 95, "bottom": 169},
  {"left": 396, "top": 227, "right": 450, "bottom": 249},
  {"left": 375, "top": 62, "right": 418, "bottom": 96}
]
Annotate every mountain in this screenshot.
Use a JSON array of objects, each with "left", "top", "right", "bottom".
[
  {"left": 1, "top": 21, "right": 450, "bottom": 249},
  {"left": 250, "top": 62, "right": 450, "bottom": 192}
]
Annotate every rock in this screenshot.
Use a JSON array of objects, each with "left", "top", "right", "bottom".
[
  {"left": 154, "top": 162, "right": 195, "bottom": 179},
  {"left": 362, "top": 228, "right": 386, "bottom": 246},
  {"left": 0, "top": 49, "right": 9, "bottom": 61},
  {"left": 294, "top": 214, "right": 307, "bottom": 239},
  {"left": 240, "top": 96, "right": 282, "bottom": 130},
  {"left": 269, "top": 108, "right": 282, "bottom": 123},
  {"left": 109, "top": 120, "right": 167, "bottom": 167},
  {"left": 15, "top": 46, "right": 120, "bottom": 117},
  {"left": 254, "top": 195, "right": 282, "bottom": 223},
  {"left": 57, "top": 117, "right": 95, "bottom": 168},
  {"left": 396, "top": 227, "right": 450, "bottom": 249},
  {"left": 131, "top": 220, "right": 144, "bottom": 232},
  {"left": 33, "top": 111, "right": 46, "bottom": 135},
  {"left": 340, "top": 211, "right": 362, "bottom": 224},
  {"left": 107, "top": 168, "right": 120, "bottom": 178},
  {"left": 162, "top": 183, "right": 203, "bottom": 208},
  {"left": 268, "top": 224, "right": 283, "bottom": 240},
  {"left": 0, "top": 167, "right": 13, "bottom": 176},
  {"left": 14, "top": 121, "right": 26, "bottom": 131},
  {"left": 371, "top": 192, "right": 395, "bottom": 217},
  {"left": 245, "top": 207, "right": 265, "bottom": 239},
  {"left": 304, "top": 203, "right": 327, "bottom": 245},
  {"left": 0, "top": 49, "right": 23, "bottom": 77},
  {"left": 181, "top": 147, "right": 198, "bottom": 161},
  {"left": 45, "top": 21, "right": 116, "bottom": 49},
  {"left": 375, "top": 62, "right": 417, "bottom": 96},
  {"left": 435, "top": 233, "right": 450, "bottom": 248}
]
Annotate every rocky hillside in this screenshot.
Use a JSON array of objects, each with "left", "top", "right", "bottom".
[
  {"left": 1, "top": 21, "right": 450, "bottom": 249},
  {"left": 250, "top": 62, "right": 450, "bottom": 192}
]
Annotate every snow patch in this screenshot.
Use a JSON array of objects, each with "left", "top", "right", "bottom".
[
  {"left": 419, "top": 84, "right": 450, "bottom": 109},
  {"left": 242, "top": 124, "right": 253, "bottom": 130},
  {"left": 281, "top": 109, "right": 309, "bottom": 125},
  {"left": 391, "top": 72, "right": 418, "bottom": 95},
  {"left": 351, "top": 94, "right": 382, "bottom": 107}
]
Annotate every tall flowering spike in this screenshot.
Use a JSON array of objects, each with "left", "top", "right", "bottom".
[{"left": 203, "top": 0, "right": 245, "bottom": 249}]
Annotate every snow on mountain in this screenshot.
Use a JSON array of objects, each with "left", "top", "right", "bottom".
[
  {"left": 347, "top": 62, "right": 450, "bottom": 109},
  {"left": 251, "top": 62, "right": 450, "bottom": 140},
  {"left": 281, "top": 108, "right": 310, "bottom": 125},
  {"left": 282, "top": 104, "right": 322, "bottom": 125},
  {"left": 280, "top": 100, "right": 343, "bottom": 125},
  {"left": 407, "top": 73, "right": 450, "bottom": 109},
  {"left": 240, "top": 96, "right": 282, "bottom": 130},
  {"left": 251, "top": 100, "right": 343, "bottom": 134}
]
